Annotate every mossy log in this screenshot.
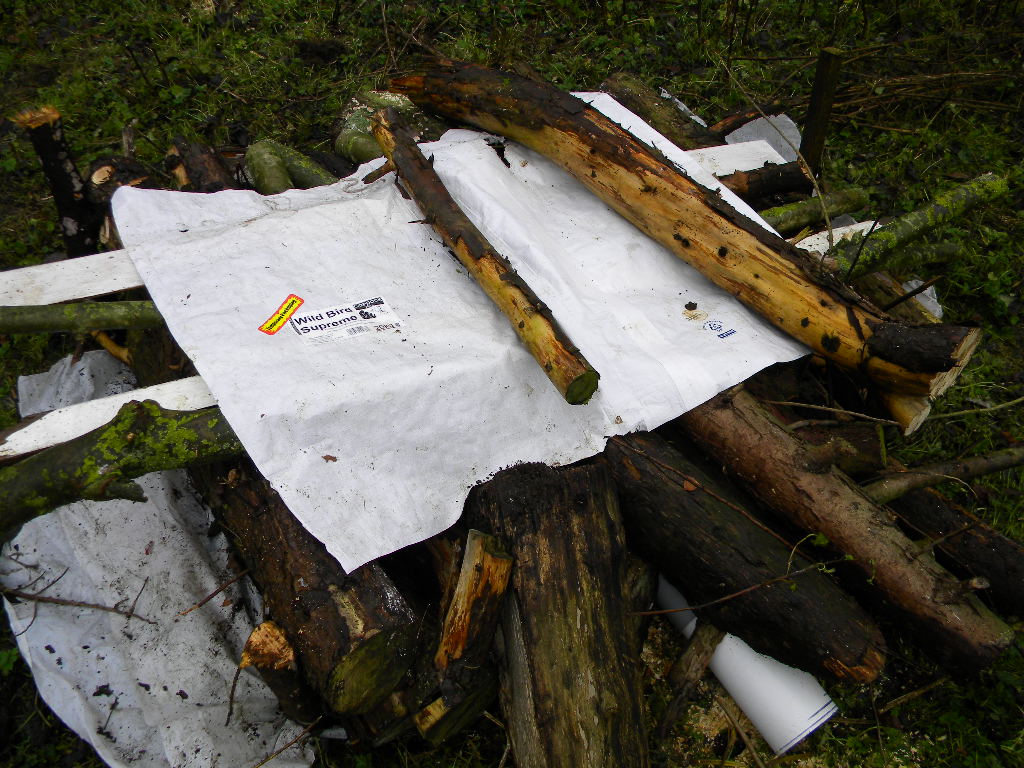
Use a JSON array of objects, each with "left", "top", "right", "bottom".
[
  {"left": 760, "top": 187, "right": 870, "bottom": 236},
  {"left": 678, "top": 387, "right": 1014, "bottom": 671},
  {"left": 835, "top": 173, "right": 1008, "bottom": 275},
  {"left": 190, "top": 456, "right": 421, "bottom": 716},
  {"left": 244, "top": 139, "right": 338, "bottom": 195},
  {"left": 0, "top": 300, "right": 164, "bottom": 334},
  {"left": 602, "top": 431, "right": 886, "bottom": 682},
  {"left": 0, "top": 401, "right": 242, "bottom": 541},
  {"left": 600, "top": 72, "right": 720, "bottom": 150},
  {"left": 466, "top": 462, "right": 649, "bottom": 768},
  {"left": 372, "top": 107, "right": 599, "bottom": 404},
  {"left": 13, "top": 106, "right": 103, "bottom": 257},
  {"left": 390, "top": 60, "right": 980, "bottom": 424}
]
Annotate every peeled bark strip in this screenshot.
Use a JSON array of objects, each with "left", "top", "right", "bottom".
[
  {"left": 390, "top": 60, "right": 979, "bottom": 416},
  {"left": 760, "top": 187, "right": 869, "bottom": 235},
  {"left": 372, "top": 108, "right": 599, "bottom": 404},
  {"left": 468, "top": 462, "right": 649, "bottom": 768},
  {"left": 602, "top": 432, "right": 885, "bottom": 681},
  {"left": 0, "top": 401, "right": 242, "bottom": 540},
  {"left": 0, "top": 300, "right": 164, "bottom": 334},
  {"left": 600, "top": 72, "right": 720, "bottom": 149},
  {"left": 190, "top": 457, "right": 420, "bottom": 716},
  {"left": 13, "top": 106, "right": 103, "bottom": 256},
  {"left": 679, "top": 388, "right": 1013, "bottom": 670}
]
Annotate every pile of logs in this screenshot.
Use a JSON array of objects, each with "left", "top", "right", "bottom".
[{"left": 3, "top": 59, "right": 1023, "bottom": 767}]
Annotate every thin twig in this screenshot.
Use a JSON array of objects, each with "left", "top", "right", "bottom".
[
  {"left": 880, "top": 275, "right": 942, "bottom": 311},
  {"left": 634, "top": 558, "right": 846, "bottom": 617},
  {"left": 765, "top": 400, "right": 900, "bottom": 426},
  {"left": 179, "top": 569, "right": 250, "bottom": 616},
  {"left": 1, "top": 588, "right": 158, "bottom": 625},
  {"left": 879, "top": 677, "right": 950, "bottom": 714},
  {"left": 125, "top": 576, "right": 149, "bottom": 621},
  {"left": 248, "top": 717, "right": 322, "bottom": 768},
  {"left": 928, "top": 395, "right": 1024, "bottom": 420},
  {"left": 716, "top": 696, "right": 768, "bottom": 768}
]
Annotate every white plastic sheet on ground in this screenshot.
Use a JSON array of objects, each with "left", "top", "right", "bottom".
[
  {"left": 112, "top": 94, "right": 808, "bottom": 573},
  {"left": 2, "top": 354, "right": 313, "bottom": 768}
]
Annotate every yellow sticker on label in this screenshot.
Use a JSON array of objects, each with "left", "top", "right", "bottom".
[{"left": 259, "top": 294, "right": 304, "bottom": 335}]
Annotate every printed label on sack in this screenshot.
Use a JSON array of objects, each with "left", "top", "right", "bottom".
[
  {"left": 259, "top": 294, "right": 304, "bottom": 335},
  {"left": 288, "top": 296, "right": 402, "bottom": 342}
]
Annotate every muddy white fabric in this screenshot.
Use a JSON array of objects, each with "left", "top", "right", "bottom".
[
  {"left": 2, "top": 358, "right": 312, "bottom": 768},
  {"left": 111, "top": 94, "right": 807, "bottom": 572}
]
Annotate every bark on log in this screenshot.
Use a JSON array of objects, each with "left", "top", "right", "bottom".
[
  {"left": 759, "top": 187, "right": 869, "bottom": 235},
  {"left": 889, "top": 488, "right": 1024, "bottom": 619},
  {"left": 0, "top": 401, "right": 242, "bottom": 540},
  {"left": 165, "top": 137, "right": 235, "bottom": 192},
  {"left": 467, "top": 462, "right": 649, "bottom": 768},
  {"left": 245, "top": 139, "right": 338, "bottom": 195},
  {"left": 799, "top": 47, "right": 844, "bottom": 178},
  {"left": 678, "top": 387, "right": 1013, "bottom": 670},
  {"left": 0, "top": 300, "right": 164, "bottom": 334},
  {"left": 717, "top": 160, "right": 814, "bottom": 206},
  {"left": 602, "top": 432, "right": 885, "bottom": 681},
  {"left": 390, "top": 60, "right": 980, "bottom": 421},
  {"left": 190, "top": 456, "right": 421, "bottom": 716},
  {"left": 600, "top": 72, "right": 721, "bottom": 149},
  {"left": 371, "top": 107, "right": 600, "bottom": 404},
  {"left": 13, "top": 106, "right": 103, "bottom": 256}
]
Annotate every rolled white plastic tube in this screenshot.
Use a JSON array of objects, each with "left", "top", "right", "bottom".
[{"left": 657, "top": 576, "right": 838, "bottom": 755}]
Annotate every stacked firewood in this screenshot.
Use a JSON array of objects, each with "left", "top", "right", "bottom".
[{"left": 3, "top": 60, "right": 1022, "bottom": 767}]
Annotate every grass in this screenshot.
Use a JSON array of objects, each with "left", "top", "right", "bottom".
[{"left": 2, "top": 1, "right": 1023, "bottom": 766}]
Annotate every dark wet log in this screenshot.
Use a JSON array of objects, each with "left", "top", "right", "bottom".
[
  {"left": 190, "top": 457, "right": 420, "bottom": 716},
  {"left": 13, "top": 106, "right": 103, "bottom": 256},
  {"left": 889, "top": 488, "right": 1024, "bottom": 619},
  {"left": 0, "top": 401, "right": 242, "bottom": 541},
  {"left": 0, "top": 300, "right": 163, "bottom": 334},
  {"left": 85, "top": 156, "right": 153, "bottom": 205},
  {"left": 718, "top": 160, "right": 814, "bottom": 206},
  {"left": 678, "top": 387, "right": 1013, "bottom": 671},
  {"left": 164, "top": 137, "right": 235, "bottom": 192},
  {"left": 600, "top": 72, "right": 720, "bottom": 149},
  {"left": 390, "top": 60, "right": 980, "bottom": 427},
  {"left": 602, "top": 432, "right": 885, "bottom": 681},
  {"left": 372, "top": 108, "right": 599, "bottom": 404},
  {"left": 468, "top": 462, "right": 649, "bottom": 768}
]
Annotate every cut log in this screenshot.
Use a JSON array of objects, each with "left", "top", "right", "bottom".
[
  {"left": 244, "top": 139, "right": 338, "bottom": 195},
  {"left": 390, "top": 60, "right": 980, "bottom": 422},
  {"left": 0, "top": 300, "right": 163, "bottom": 334},
  {"left": 190, "top": 457, "right": 421, "bottom": 716},
  {"left": 799, "top": 47, "right": 844, "bottom": 177},
  {"left": 85, "top": 155, "right": 153, "bottom": 205},
  {"left": 238, "top": 620, "right": 321, "bottom": 724},
  {"left": 717, "top": 160, "right": 814, "bottom": 206},
  {"left": 677, "top": 387, "right": 1013, "bottom": 671},
  {"left": 12, "top": 106, "right": 103, "bottom": 256},
  {"left": 467, "top": 462, "right": 649, "bottom": 768},
  {"left": 165, "top": 137, "right": 235, "bottom": 192},
  {"left": 371, "top": 107, "right": 599, "bottom": 404},
  {"left": 600, "top": 72, "right": 720, "bottom": 149},
  {"left": 602, "top": 431, "right": 885, "bottom": 681}
]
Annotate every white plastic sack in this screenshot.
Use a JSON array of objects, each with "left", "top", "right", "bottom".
[
  {"left": 2, "top": 360, "right": 312, "bottom": 768},
  {"left": 112, "top": 94, "right": 807, "bottom": 572}
]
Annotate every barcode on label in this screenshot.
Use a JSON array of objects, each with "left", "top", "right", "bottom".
[{"left": 345, "top": 325, "right": 371, "bottom": 337}]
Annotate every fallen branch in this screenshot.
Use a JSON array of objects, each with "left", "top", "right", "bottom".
[
  {"left": 760, "top": 187, "right": 869, "bottom": 235},
  {"left": 372, "top": 107, "right": 599, "bottom": 404},
  {"left": 863, "top": 445, "right": 1024, "bottom": 504},
  {"left": 0, "top": 300, "right": 164, "bottom": 334},
  {"left": 391, "top": 60, "right": 980, "bottom": 425}
]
